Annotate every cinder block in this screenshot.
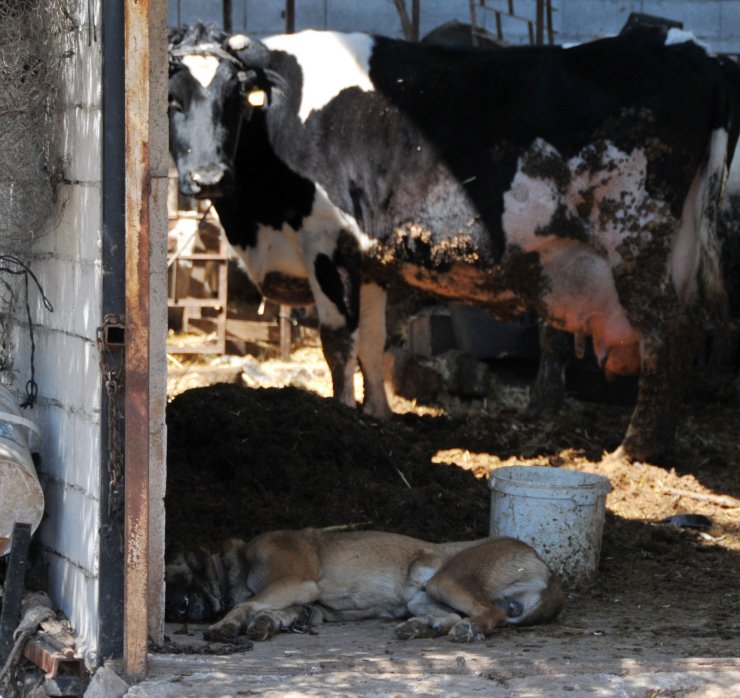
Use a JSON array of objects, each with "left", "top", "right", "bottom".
[
  {"left": 45, "top": 555, "right": 98, "bottom": 664},
  {"left": 63, "top": 25, "right": 102, "bottom": 109},
  {"left": 39, "top": 483, "right": 98, "bottom": 571},
  {"left": 63, "top": 106, "right": 101, "bottom": 183}
]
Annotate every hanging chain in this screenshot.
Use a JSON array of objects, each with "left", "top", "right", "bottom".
[{"left": 96, "top": 314, "right": 125, "bottom": 519}]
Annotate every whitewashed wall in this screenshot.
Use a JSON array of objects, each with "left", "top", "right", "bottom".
[
  {"left": 169, "top": 0, "right": 740, "bottom": 51},
  {"left": 8, "top": 0, "right": 104, "bottom": 666}
]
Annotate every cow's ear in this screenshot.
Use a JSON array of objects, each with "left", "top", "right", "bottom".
[
  {"left": 168, "top": 26, "right": 186, "bottom": 47},
  {"left": 226, "top": 34, "right": 270, "bottom": 70}
]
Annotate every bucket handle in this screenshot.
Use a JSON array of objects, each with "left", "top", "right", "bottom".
[{"left": 0, "top": 411, "right": 41, "bottom": 443}]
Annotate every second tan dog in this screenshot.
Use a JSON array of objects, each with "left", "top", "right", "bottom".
[{"left": 196, "top": 528, "right": 564, "bottom": 643}]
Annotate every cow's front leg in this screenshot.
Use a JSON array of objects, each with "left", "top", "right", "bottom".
[
  {"left": 319, "top": 324, "right": 358, "bottom": 408},
  {"left": 616, "top": 316, "right": 697, "bottom": 463},
  {"left": 358, "top": 282, "right": 392, "bottom": 419},
  {"left": 310, "top": 245, "right": 362, "bottom": 409}
]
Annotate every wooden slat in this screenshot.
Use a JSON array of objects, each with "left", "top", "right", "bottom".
[{"left": 0, "top": 523, "right": 32, "bottom": 665}]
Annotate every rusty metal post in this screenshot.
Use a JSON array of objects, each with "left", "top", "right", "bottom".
[
  {"left": 285, "top": 0, "right": 295, "bottom": 33},
  {"left": 279, "top": 0, "right": 296, "bottom": 360},
  {"left": 536, "top": 0, "right": 544, "bottom": 45},
  {"left": 124, "top": 0, "right": 153, "bottom": 680},
  {"left": 411, "top": 0, "right": 420, "bottom": 41},
  {"left": 223, "top": 0, "right": 233, "bottom": 33}
]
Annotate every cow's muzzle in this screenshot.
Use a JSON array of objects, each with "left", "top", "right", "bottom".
[{"left": 184, "top": 165, "right": 230, "bottom": 199}]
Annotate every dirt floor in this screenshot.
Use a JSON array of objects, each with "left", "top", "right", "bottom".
[{"left": 155, "top": 342, "right": 740, "bottom": 695}]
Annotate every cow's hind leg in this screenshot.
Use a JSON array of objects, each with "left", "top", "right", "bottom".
[
  {"left": 309, "top": 263, "right": 360, "bottom": 408},
  {"left": 616, "top": 313, "right": 698, "bottom": 463}
]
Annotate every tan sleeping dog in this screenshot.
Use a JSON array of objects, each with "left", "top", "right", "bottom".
[{"left": 197, "top": 528, "right": 564, "bottom": 643}]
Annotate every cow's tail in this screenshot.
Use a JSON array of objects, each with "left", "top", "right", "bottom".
[{"left": 699, "top": 57, "right": 740, "bottom": 360}]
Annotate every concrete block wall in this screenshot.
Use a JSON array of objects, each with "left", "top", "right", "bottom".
[
  {"left": 8, "top": 0, "right": 104, "bottom": 666},
  {"left": 169, "top": 0, "right": 740, "bottom": 52}
]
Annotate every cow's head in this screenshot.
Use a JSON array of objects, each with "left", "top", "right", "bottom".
[{"left": 168, "top": 24, "right": 273, "bottom": 199}]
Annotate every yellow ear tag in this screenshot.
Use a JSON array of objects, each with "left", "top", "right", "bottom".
[{"left": 247, "top": 89, "right": 267, "bottom": 108}]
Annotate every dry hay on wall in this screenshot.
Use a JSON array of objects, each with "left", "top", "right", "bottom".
[{"left": 0, "top": 0, "right": 72, "bottom": 253}]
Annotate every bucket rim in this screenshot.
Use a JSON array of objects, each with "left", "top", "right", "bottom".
[{"left": 488, "top": 464, "right": 612, "bottom": 494}]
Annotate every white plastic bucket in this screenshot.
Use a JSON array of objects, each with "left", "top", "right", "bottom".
[
  {"left": 489, "top": 465, "right": 612, "bottom": 588},
  {"left": 0, "top": 385, "right": 44, "bottom": 556}
]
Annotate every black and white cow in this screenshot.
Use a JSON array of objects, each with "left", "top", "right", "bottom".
[
  {"left": 168, "top": 25, "right": 391, "bottom": 418},
  {"left": 169, "top": 25, "right": 740, "bottom": 462}
]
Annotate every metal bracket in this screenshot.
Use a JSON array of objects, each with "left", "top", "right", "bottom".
[{"left": 97, "top": 314, "right": 125, "bottom": 349}]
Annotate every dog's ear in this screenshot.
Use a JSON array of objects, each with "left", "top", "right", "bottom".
[
  {"left": 221, "top": 538, "right": 253, "bottom": 607},
  {"left": 168, "top": 26, "right": 186, "bottom": 46},
  {"left": 165, "top": 543, "right": 194, "bottom": 588}
]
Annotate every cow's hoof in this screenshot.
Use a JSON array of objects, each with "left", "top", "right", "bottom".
[
  {"left": 204, "top": 619, "right": 240, "bottom": 642},
  {"left": 448, "top": 621, "right": 484, "bottom": 643},
  {"left": 605, "top": 443, "right": 661, "bottom": 466},
  {"left": 395, "top": 616, "right": 436, "bottom": 640},
  {"left": 247, "top": 613, "right": 280, "bottom": 641}
]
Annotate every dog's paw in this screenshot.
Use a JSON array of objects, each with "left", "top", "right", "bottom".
[
  {"left": 448, "top": 620, "right": 485, "bottom": 643},
  {"left": 247, "top": 612, "right": 281, "bottom": 641},
  {"left": 395, "top": 615, "right": 437, "bottom": 640},
  {"left": 203, "top": 618, "right": 241, "bottom": 642}
]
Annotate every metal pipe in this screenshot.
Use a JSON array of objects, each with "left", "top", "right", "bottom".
[{"left": 99, "top": 0, "right": 126, "bottom": 661}]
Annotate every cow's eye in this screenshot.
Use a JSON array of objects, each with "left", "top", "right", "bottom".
[{"left": 169, "top": 100, "right": 184, "bottom": 113}]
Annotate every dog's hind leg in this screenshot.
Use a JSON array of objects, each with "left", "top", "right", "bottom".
[
  {"left": 395, "top": 591, "right": 463, "bottom": 640},
  {"left": 425, "top": 574, "right": 508, "bottom": 643}
]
